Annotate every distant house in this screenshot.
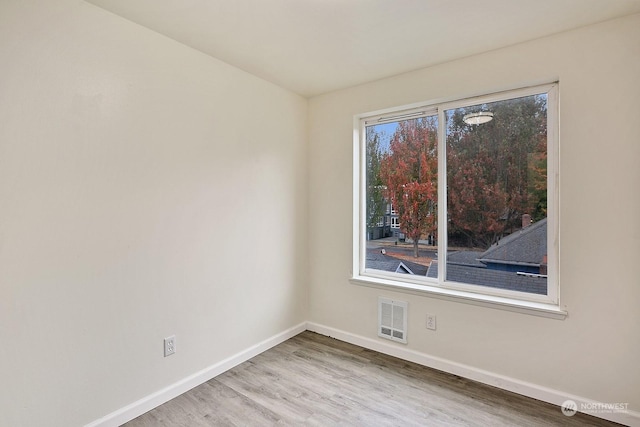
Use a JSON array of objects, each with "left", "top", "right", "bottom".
[
  {"left": 427, "top": 218, "right": 548, "bottom": 295},
  {"left": 367, "top": 202, "right": 400, "bottom": 240},
  {"left": 478, "top": 218, "right": 547, "bottom": 275}
]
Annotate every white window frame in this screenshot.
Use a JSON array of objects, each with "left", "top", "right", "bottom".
[{"left": 351, "top": 83, "right": 565, "bottom": 319}]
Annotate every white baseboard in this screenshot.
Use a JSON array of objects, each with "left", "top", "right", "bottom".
[
  {"left": 85, "top": 322, "right": 307, "bottom": 427},
  {"left": 306, "top": 322, "right": 639, "bottom": 427}
]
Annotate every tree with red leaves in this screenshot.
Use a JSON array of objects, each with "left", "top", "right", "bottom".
[{"left": 380, "top": 117, "right": 438, "bottom": 258}]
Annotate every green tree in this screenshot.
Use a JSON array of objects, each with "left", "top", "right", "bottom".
[{"left": 366, "top": 128, "right": 387, "bottom": 237}]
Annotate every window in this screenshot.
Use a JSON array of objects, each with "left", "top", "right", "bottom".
[{"left": 354, "top": 84, "right": 560, "bottom": 313}]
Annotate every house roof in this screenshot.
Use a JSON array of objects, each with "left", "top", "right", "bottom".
[
  {"left": 478, "top": 218, "right": 547, "bottom": 267},
  {"left": 423, "top": 220, "right": 548, "bottom": 294},
  {"left": 426, "top": 261, "right": 547, "bottom": 295},
  {"left": 366, "top": 250, "right": 428, "bottom": 276},
  {"left": 447, "top": 250, "right": 485, "bottom": 267},
  {"left": 366, "top": 219, "right": 548, "bottom": 293}
]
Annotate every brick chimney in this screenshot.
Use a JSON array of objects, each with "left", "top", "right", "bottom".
[
  {"left": 522, "top": 213, "right": 532, "bottom": 229},
  {"left": 540, "top": 255, "right": 548, "bottom": 275}
]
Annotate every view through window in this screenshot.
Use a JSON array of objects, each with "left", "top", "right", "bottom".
[{"left": 361, "top": 85, "right": 555, "bottom": 301}]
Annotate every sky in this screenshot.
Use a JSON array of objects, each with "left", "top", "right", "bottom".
[{"left": 368, "top": 122, "right": 397, "bottom": 153}]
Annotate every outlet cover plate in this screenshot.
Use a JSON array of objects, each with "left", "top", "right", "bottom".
[
  {"left": 164, "top": 335, "right": 176, "bottom": 357},
  {"left": 426, "top": 314, "right": 436, "bottom": 330}
]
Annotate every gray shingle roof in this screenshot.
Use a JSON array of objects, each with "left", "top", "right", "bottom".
[
  {"left": 479, "top": 218, "right": 547, "bottom": 267},
  {"left": 426, "top": 261, "right": 547, "bottom": 294},
  {"left": 447, "top": 250, "right": 485, "bottom": 267},
  {"left": 366, "top": 250, "right": 429, "bottom": 276}
]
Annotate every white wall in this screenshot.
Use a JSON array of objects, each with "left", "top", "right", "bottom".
[
  {"left": 309, "top": 13, "right": 640, "bottom": 414},
  {"left": 0, "top": 1, "right": 308, "bottom": 426}
]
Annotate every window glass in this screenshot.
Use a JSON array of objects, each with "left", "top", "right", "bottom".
[
  {"left": 365, "top": 115, "right": 438, "bottom": 278},
  {"left": 444, "top": 94, "right": 548, "bottom": 295}
]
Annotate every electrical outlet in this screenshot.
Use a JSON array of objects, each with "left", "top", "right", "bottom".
[
  {"left": 426, "top": 314, "right": 436, "bottom": 331},
  {"left": 164, "top": 335, "right": 176, "bottom": 357}
]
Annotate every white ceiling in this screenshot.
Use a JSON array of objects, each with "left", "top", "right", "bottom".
[{"left": 86, "top": 0, "right": 640, "bottom": 97}]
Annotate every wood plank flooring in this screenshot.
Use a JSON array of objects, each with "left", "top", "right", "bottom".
[{"left": 124, "top": 331, "right": 622, "bottom": 426}]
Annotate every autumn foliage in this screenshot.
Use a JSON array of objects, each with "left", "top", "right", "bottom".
[
  {"left": 446, "top": 95, "right": 547, "bottom": 248},
  {"left": 380, "top": 117, "right": 438, "bottom": 257},
  {"left": 374, "top": 94, "right": 547, "bottom": 254}
]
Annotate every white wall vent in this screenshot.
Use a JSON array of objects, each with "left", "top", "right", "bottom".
[{"left": 378, "top": 297, "right": 408, "bottom": 344}]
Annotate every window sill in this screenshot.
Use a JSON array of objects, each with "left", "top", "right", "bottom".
[{"left": 349, "top": 275, "right": 567, "bottom": 320}]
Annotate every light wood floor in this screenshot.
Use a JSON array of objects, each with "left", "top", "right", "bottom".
[{"left": 124, "top": 331, "right": 622, "bottom": 426}]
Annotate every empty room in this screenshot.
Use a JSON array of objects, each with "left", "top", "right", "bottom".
[{"left": 1, "top": 1, "right": 639, "bottom": 426}]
